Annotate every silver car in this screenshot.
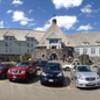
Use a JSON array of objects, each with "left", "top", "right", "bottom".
[{"left": 71, "top": 65, "right": 100, "bottom": 88}]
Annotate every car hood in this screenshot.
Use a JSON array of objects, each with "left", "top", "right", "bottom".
[
  {"left": 76, "top": 72, "right": 98, "bottom": 78},
  {"left": 9, "top": 66, "right": 27, "bottom": 71},
  {"left": 0, "top": 68, "right": 5, "bottom": 72},
  {"left": 44, "top": 70, "right": 61, "bottom": 74}
]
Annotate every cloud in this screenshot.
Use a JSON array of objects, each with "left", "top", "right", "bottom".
[
  {"left": 12, "top": 11, "right": 34, "bottom": 26},
  {"left": 0, "top": 20, "right": 4, "bottom": 28},
  {"left": 6, "top": 10, "right": 13, "bottom": 14},
  {"left": 12, "top": 0, "right": 23, "bottom": 5},
  {"left": 52, "top": 0, "right": 83, "bottom": 9},
  {"left": 77, "top": 24, "right": 93, "bottom": 31},
  {"left": 35, "top": 23, "right": 50, "bottom": 31},
  {"left": 81, "top": 4, "right": 93, "bottom": 14},
  {"left": 35, "top": 15, "right": 78, "bottom": 31}
]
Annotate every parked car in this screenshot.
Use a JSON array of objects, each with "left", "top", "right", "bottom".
[
  {"left": 35, "top": 60, "right": 48, "bottom": 70},
  {"left": 0, "top": 63, "right": 14, "bottom": 79},
  {"left": 40, "top": 62, "right": 65, "bottom": 86},
  {"left": 97, "top": 65, "right": 100, "bottom": 76},
  {"left": 71, "top": 65, "right": 100, "bottom": 88},
  {"left": 7, "top": 61, "right": 37, "bottom": 82},
  {"left": 62, "top": 64, "right": 74, "bottom": 71},
  {"left": 62, "top": 61, "right": 80, "bottom": 71}
]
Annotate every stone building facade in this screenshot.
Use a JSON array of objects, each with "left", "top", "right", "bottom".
[{"left": 32, "top": 19, "right": 74, "bottom": 61}]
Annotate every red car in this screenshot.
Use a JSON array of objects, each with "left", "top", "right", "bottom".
[
  {"left": 0, "top": 63, "right": 14, "bottom": 79},
  {"left": 7, "top": 61, "right": 37, "bottom": 82}
]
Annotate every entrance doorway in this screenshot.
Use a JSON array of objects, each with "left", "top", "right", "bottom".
[{"left": 49, "top": 53, "right": 58, "bottom": 60}]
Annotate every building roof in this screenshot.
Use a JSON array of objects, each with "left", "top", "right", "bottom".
[
  {"left": 0, "top": 28, "right": 100, "bottom": 47},
  {"left": 38, "top": 19, "right": 70, "bottom": 46},
  {"left": 66, "top": 32, "right": 100, "bottom": 46},
  {"left": 0, "top": 28, "right": 45, "bottom": 42}
]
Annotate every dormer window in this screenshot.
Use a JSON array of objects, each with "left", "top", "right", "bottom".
[
  {"left": 49, "top": 39, "right": 59, "bottom": 44},
  {"left": 26, "top": 37, "right": 34, "bottom": 41},
  {"left": 82, "top": 41, "right": 89, "bottom": 45},
  {"left": 4, "top": 36, "right": 15, "bottom": 41},
  {"left": 96, "top": 41, "right": 100, "bottom": 45}
]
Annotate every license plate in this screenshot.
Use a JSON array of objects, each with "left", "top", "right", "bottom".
[
  {"left": 49, "top": 79, "right": 54, "bottom": 82},
  {"left": 87, "top": 83, "right": 95, "bottom": 86},
  {"left": 13, "top": 76, "right": 16, "bottom": 79}
]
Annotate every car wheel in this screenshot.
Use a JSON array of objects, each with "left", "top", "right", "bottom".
[
  {"left": 60, "top": 81, "right": 65, "bottom": 87},
  {"left": 40, "top": 81, "right": 45, "bottom": 85},
  {"left": 25, "top": 74, "right": 30, "bottom": 83},
  {"left": 9, "top": 79, "right": 13, "bottom": 82}
]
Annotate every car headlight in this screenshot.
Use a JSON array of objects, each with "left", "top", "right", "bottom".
[
  {"left": 21, "top": 70, "right": 26, "bottom": 74},
  {"left": 97, "top": 76, "right": 100, "bottom": 80},
  {"left": 8, "top": 69, "right": 11, "bottom": 73},
  {"left": 57, "top": 73, "right": 63, "bottom": 77},
  {"left": 78, "top": 75, "right": 84, "bottom": 80},
  {"left": 41, "top": 72, "right": 47, "bottom": 76}
]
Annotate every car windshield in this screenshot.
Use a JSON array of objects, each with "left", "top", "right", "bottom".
[
  {"left": 45, "top": 63, "right": 61, "bottom": 71},
  {"left": 77, "top": 66, "right": 91, "bottom": 72},
  {"left": 16, "top": 62, "right": 29, "bottom": 67},
  {"left": 0, "top": 64, "right": 6, "bottom": 69}
]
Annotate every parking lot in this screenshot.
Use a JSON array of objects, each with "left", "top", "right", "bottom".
[{"left": 0, "top": 71, "right": 100, "bottom": 100}]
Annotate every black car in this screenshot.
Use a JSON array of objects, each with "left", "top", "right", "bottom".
[
  {"left": 36, "top": 60, "right": 47, "bottom": 70},
  {"left": 40, "top": 62, "right": 65, "bottom": 86}
]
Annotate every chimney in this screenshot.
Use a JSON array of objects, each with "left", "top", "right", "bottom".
[{"left": 52, "top": 19, "right": 57, "bottom": 24}]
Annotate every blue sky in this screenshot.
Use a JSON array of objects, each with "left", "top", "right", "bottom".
[{"left": 0, "top": 0, "right": 100, "bottom": 34}]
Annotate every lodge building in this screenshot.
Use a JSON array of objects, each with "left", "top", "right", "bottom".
[{"left": 0, "top": 19, "right": 100, "bottom": 61}]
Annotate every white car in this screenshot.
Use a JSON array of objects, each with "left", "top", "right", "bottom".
[
  {"left": 62, "top": 64, "right": 74, "bottom": 71},
  {"left": 62, "top": 62, "right": 80, "bottom": 71},
  {"left": 71, "top": 65, "right": 100, "bottom": 88}
]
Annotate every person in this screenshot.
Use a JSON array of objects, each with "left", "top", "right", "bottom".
[{"left": 62, "top": 54, "right": 66, "bottom": 62}]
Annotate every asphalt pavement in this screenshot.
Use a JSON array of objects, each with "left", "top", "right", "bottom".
[{"left": 0, "top": 71, "right": 100, "bottom": 100}]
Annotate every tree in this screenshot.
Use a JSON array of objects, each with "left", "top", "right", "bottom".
[{"left": 79, "top": 54, "right": 93, "bottom": 65}]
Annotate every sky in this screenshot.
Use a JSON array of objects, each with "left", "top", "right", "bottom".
[{"left": 0, "top": 0, "right": 100, "bottom": 34}]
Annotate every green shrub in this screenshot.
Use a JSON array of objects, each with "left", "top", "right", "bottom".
[{"left": 79, "top": 54, "right": 93, "bottom": 65}]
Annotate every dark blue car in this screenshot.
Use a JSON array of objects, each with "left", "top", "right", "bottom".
[{"left": 40, "top": 62, "right": 65, "bottom": 86}]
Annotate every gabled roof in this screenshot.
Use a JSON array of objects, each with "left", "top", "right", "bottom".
[
  {"left": 0, "top": 28, "right": 45, "bottom": 42},
  {"left": 38, "top": 19, "right": 69, "bottom": 46},
  {"left": 66, "top": 32, "right": 100, "bottom": 46}
]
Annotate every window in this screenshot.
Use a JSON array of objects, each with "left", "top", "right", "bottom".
[
  {"left": 75, "top": 48, "right": 80, "bottom": 54},
  {"left": 5, "top": 42, "right": 8, "bottom": 46},
  {"left": 96, "top": 41, "right": 100, "bottom": 45},
  {"left": 99, "top": 48, "right": 100, "bottom": 54},
  {"left": 4, "top": 36, "right": 9, "bottom": 40},
  {"left": 52, "top": 46, "right": 57, "bottom": 49},
  {"left": 31, "top": 49, "right": 34, "bottom": 52},
  {"left": 31, "top": 44, "right": 33, "bottom": 47},
  {"left": 27, "top": 49, "right": 30, "bottom": 53},
  {"left": 27, "top": 37, "right": 34, "bottom": 41},
  {"left": 4, "top": 36, "right": 14, "bottom": 41},
  {"left": 49, "top": 39, "right": 59, "bottom": 44},
  {"left": 83, "top": 48, "right": 87, "bottom": 54},
  {"left": 82, "top": 42, "right": 89, "bottom": 45},
  {"left": 27, "top": 43, "right": 30, "bottom": 47},
  {"left": 91, "top": 48, "right": 95, "bottom": 54}
]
